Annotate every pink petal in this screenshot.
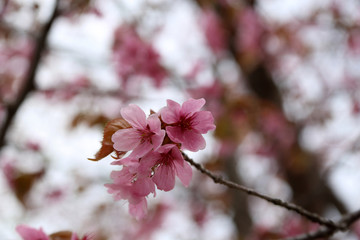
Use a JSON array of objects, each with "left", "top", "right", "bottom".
[
  {"left": 130, "top": 141, "right": 154, "bottom": 158},
  {"left": 191, "top": 111, "right": 216, "bottom": 133},
  {"left": 181, "top": 130, "right": 206, "bottom": 152},
  {"left": 174, "top": 159, "right": 192, "bottom": 187},
  {"left": 157, "top": 144, "right": 176, "bottom": 154},
  {"left": 121, "top": 104, "right": 147, "bottom": 129},
  {"left": 129, "top": 198, "right": 148, "bottom": 220},
  {"left": 165, "top": 126, "right": 185, "bottom": 144},
  {"left": 147, "top": 114, "right": 161, "bottom": 132},
  {"left": 112, "top": 128, "right": 140, "bottom": 151},
  {"left": 139, "top": 151, "right": 160, "bottom": 172},
  {"left": 161, "top": 100, "right": 181, "bottom": 124},
  {"left": 132, "top": 177, "right": 155, "bottom": 196},
  {"left": 16, "top": 225, "right": 49, "bottom": 240},
  {"left": 153, "top": 164, "right": 175, "bottom": 191},
  {"left": 180, "top": 98, "right": 205, "bottom": 116}
]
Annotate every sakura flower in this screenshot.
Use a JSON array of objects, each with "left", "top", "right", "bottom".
[
  {"left": 142, "top": 144, "right": 192, "bottom": 191},
  {"left": 200, "top": 9, "right": 227, "bottom": 55},
  {"left": 105, "top": 166, "right": 155, "bottom": 202},
  {"left": 105, "top": 159, "right": 155, "bottom": 219},
  {"left": 16, "top": 225, "right": 49, "bottom": 240},
  {"left": 112, "top": 104, "right": 165, "bottom": 158},
  {"left": 161, "top": 98, "right": 216, "bottom": 151},
  {"left": 112, "top": 25, "right": 168, "bottom": 88}
]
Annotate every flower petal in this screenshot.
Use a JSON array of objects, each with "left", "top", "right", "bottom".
[
  {"left": 129, "top": 198, "right": 147, "bottom": 220},
  {"left": 191, "top": 111, "right": 216, "bottom": 133},
  {"left": 165, "top": 126, "right": 184, "bottom": 144},
  {"left": 180, "top": 98, "right": 205, "bottom": 116},
  {"left": 147, "top": 114, "right": 161, "bottom": 132},
  {"left": 130, "top": 141, "right": 154, "bottom": 158},
  {"left": 174, "top": 159, "right": 192, "bottom": 187},
  {"left": 161, "top": 100, "right": 181, "bottom": 124},
  {"left": 153, "top": 164, "right": 175, "bottom": 191},
  {"left": 132, "top": 177, "right": 155, "bottom": 196},
  {"left": 112, "top": 128, "right": 140, "bottom": 151},
  {"left": 16, "top": 225, "right": 49, "bottom": 240},
  {"left": 121, "top": 104, "right": 147, "bottom": 129},
  {"left": 181, "top": 130, "right": 206, "bottom": 152}
]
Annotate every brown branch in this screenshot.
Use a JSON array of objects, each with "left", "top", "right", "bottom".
[
  {"left": 182, "top": 153, "right": 346, "bottom": 231},
  {"left": 283, "top": 209, "right": 360, "bottom": 240},
  {"left": 0, "top": 0, "right": 60, "bottom": 150}
]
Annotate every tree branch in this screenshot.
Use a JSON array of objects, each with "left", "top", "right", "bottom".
[
  {"left": 182, "top": 153, "right": 345, "bottom": 231},
  {"left": 0, "top": 0, "right": 60, "bottom": 150},
  {"left": 283, "top": 209, "right": 360, "bottom": 240}
]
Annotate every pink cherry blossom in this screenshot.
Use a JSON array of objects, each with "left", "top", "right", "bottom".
[
  {"left": 112, "top": 104, "right": 165, "bottom": 158},
  {"left": 105, "top": 158, "right": 155, "bottom": 219},
  {"left": 142, "top": 144, "right": 192, "bottom": 191},
  {"left": 112, "top": 25, "right": 167, "bottom": 88},
  {"left": 200, "top": 10, "right": 227, "bottom": 55},
  {"left": 161, "top": 98, "right": 216, "bottom": 152},
  {"left": 16, "top": 225, "right": 49, "bottom": 240}
]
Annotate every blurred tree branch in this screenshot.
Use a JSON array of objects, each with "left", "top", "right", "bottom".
[
  {"left": 284, "top": 209, "right": 360, "bottom": 240},
  {"left": 0, "top": 0, "right": 60, "bottom": 150},
  {"left": 183, "top": 152, "right": 360, "bottom": 238},
  {"left": 182, "top": 153, "right": 345, "bottom": 230}
]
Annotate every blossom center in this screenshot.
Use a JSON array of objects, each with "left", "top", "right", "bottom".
[
  {"left": 178, "top": 115, "right": 193, "bottom": 130},
  {"left": 138, "top": 125, "right": 155, "bottom": 143}
]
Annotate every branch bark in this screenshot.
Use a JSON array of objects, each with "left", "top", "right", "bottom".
[
  {"left": 283, "top": 209, "right": 360, "bottom": 240},
  {"left": 183, "top": 152, "right": 360, "bottom": 238},
  {"left": 182, "top": 153, "right": 345, "bottom": 230},
  {"left": 0, "top": 0, "right": 60, "bottom": 150}
]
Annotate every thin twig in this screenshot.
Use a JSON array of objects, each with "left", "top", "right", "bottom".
[
  {"left": 283, "top": 209, "right": 360, "bottom": 240},
  {"left": 182, "top": 153, "right": 344, "bottom": 230},
  {"left": 0, "top": 0, "right": 60, "bottom": 150}
]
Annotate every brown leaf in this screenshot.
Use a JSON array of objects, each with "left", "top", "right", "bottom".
[
  {"left": 13, "top": 169, "right": 45, "bottom": 206},
  {"left": 88, "top": 118, "right": 131, "bottom": 161},
  {"left": 49, "top": 231, "right": 73, "bottom": 240}
]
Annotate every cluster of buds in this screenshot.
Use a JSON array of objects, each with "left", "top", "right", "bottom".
[{"left": 91, "top": 98, "right": 216, "bottom": 219}]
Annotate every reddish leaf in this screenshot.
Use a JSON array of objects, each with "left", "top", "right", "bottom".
[
  {"left": 88, "top": 118, "right": 131, "bottom": 161},
  {"left": 12, "top": 169, "right": 45, "bottom": 206},
  {"left": 49, "top": 231, "right": 73, "bottom": 240}
]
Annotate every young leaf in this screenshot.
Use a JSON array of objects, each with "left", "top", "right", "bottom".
[{"left": 88, "top": 118, "right": 131, "bottom": 161}]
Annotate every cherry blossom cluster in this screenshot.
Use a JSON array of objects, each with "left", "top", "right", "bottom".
[
  {"left": 105, "top": 98, "right": 216, "bottom": 219},
  {"left": 112, "top": 25, "right": 167, "bottom": 88}
]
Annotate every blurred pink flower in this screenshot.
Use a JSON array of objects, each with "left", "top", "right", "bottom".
[
  {"left": 112, "top": 26, "right": 167, "bottom": 88},
  {"left": 200, "top": 10, "right": 227, "bottom": 55},
  {"left": 16, "top": 225, "right": 49, "bottom": 240},
  {"left": 142, "top": 144, "right": 192, "bottom": 191},
  {"left": 161, "top": 98, "right": 216, "bottom": 151},
  {"left": 112, "top": 104, "right": 165, "bottom": 158},
  {"left": 236, "top": 8, "right": 263, "bottom": 57}
]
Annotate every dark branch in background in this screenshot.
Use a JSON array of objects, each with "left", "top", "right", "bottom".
[
  {"left": 283, "top": 209, "right": 360, "bottom": 240},
  {"left": 182, "top": 153, "right": 350, "bottom": 231},
  {"left": 0, "top": 0, "right": 60, "bottom": 150}
]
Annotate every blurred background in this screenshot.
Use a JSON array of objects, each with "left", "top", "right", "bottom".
[{"left": 1, "top": 0, "right": 360, "bottom": 239}]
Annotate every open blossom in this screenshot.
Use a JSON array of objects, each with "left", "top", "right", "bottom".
[
  {"left": 106, "top": 157, "right": 155, "bottom": 219},
  {"left": 112, "top": 104, "right": 165, "bottom": 158},
  {"left": 161, "top": 98, "right": 216, "bottom": 151},
  {"left": 142, "top": 144, "right": 192, "bottom": 191}
]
